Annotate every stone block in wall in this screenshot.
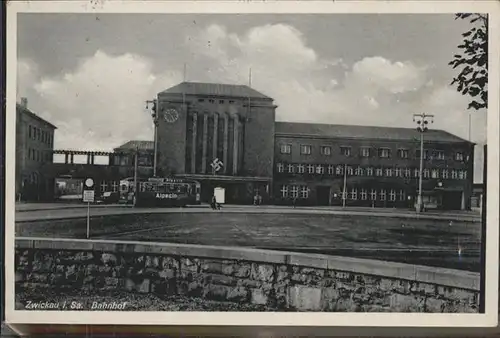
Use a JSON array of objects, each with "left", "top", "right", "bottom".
[
  {"left": 379, "top": 278, "right": 410, "bottom": 294},
  {"left": 250, "top": 288, "right": 268, "bottom": 305},
  {"left": 250, "top": 263, "right": 274, "bottom": 282},
  {"left": 425, "top": 297, "right": 446, "bottom": 312},
  {"left": 320, "top": 288, "right": 340, "bottom": 311},
  {"left": 288, "top": 286, "right": 322, "bottom": 311},
  {"left": 162, "top": 256, "right": 180, "bottom": 270},
  {"left": 389, "top": 293, "right": 424, "bottom": 312},
  {"left": 15, "top": 271, "right": 25, "bottom": 283},
  {"left": 159, "top": 268, "right": 176, "bottom": 279},
  {"left": 181, "top": 257, "right": 199, "bottom": 273},
  {"left": 208, "top": 274, "right": 237, "bottom": 287},
  {"left": 201, "top": 261, "right": 223, "bottom": 274},
  {"left": 101, "top": 253, "right": 118, "bottom": 266},
  {"left": 237, "top": 278, "right": 262, "bottom": 288},
  {"left": 32, "top": 252, "right": 54, "bottom": 273},
  {"left": 234, "top": 263, "right": 251, "bottom": 278},
  {"left": 227, "top": 286, "right": 249, "bottom": 302},
  {"left": 203, "top": 284, "right": 229, "bottom": 301}
]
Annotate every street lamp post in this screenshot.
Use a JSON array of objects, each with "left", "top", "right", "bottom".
[
  {"left": 413, "top": 113, "right": 434, "bottom": 213},
  {"left": 146, "top": 99, "right": 158, "bottom": 177}
]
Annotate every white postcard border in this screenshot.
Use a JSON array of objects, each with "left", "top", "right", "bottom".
[{"left": 4, "top": 0, "right": 500, "bottom": 327}]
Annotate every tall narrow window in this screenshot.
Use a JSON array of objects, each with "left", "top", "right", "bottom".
[
  {"left": 452, "top": 170, "right": 458, "bottom": 179},
  {"left": 280, "top": 185, "right": 288, "bottom": 198},
  {"left": 405, "top": 168, "right": 411, "bottom": 178},
  {"left": 316, "top": 165, "right": 324, "bottom": 174},
  {"left": 300, "top": 186, "right": 309, "bottom": 199},
  {"left": 321, "top": 146, "right": 331, "bottom": 155},
  {"left": 399, "top": 190, "right": 406, "bottom": 201},
  {"left": 442, "top": 169, "right": 449, "bottom": 179},
  {"left": 370, "top": 189, "right": 377, "bottom": 200},
  {"left": 280, "top": 144, "right": 291, "bottom": 154},
  {"left": 328, "top": 165, "right": 335, "bottom": 175},
  {"left": 389, "top": 190, "right": 396, "bottom": 201},
  {"left": 300, "top": 145, "right": 312, "bottom": 155},
  {"left": 287, "top": 164, "right": 295, "bottom": 173},
  {"left": 378, "top": 148, "right": 391, "bottom": 158},
  {"left": 360, "top": 189, "right": 368, "bottom": 200},
  {"left": 336, "top": 165, "right": 343, "bottom": 175},
  {"left": 398, "top": 149, "right": 409, "bottom": 159},
  {"left": 307, "top": 164, "right": 315, "bottom": 174},
  {"left": 431, "top": 169, "right": 439, "bottom": 179},
  {"left": 340, "top": 146, "right": 351, "bottom": 157},
  {"left": 298, "top": 164, "right": 305, "bottom": 174},
  {"left": 366, "top": 167, "right": 374, "bottom": 176},
  {"left": 291, "top": 185, "right": 299, "bottom": 198},
  {"left": 360, "top": 147, "right": 370, "bottom": 157},
  {"left": 277, "top": 163, "right": 284, "bottom": 173},
  {"left": 350, "top": 188, "right": 358, "bottom": 200},
  {"left": 379, "top": 189, "right": 387, "bottom": 201}
]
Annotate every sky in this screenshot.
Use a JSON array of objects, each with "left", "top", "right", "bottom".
[{"left": 16, "top": 13, "right": 487, "bottom": 182}]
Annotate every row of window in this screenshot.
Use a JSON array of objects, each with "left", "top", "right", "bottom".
[
  {"left": 28, "top": 125, "right": 53, "bottom": 147},
  {"left": 279, "top": 185, "right": 408, "bottom": 202},
  {"left": 28, "top": 148, "right": 52, "bottom": 162},
  {"left": 279, "top": 144, "right": 466, "bottom": 161},
  {"left": 198, "top": 98, "right": 236, "bottom": 104},
  {"left": 100, "top": 181, "right": 119, "bottom": 193},
  {"left": 276, "top": 163, "right": 468, "bottom": 180},
  {"left": 279, "top": 185, "right": 310, "bottom": 199}
]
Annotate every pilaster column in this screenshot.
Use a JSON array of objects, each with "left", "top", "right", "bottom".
[
  {"left": 191, "top": 113, "right": 198, "bottom": 173},
  {"left": 223, "top": 114, "right": 229, "bottom": 175},
  {"left": 201, "top": 113, "right": 208, "bottom": 174},
  {"left": 212, "top": 113, "right": 219, "bottom": 162},
  {"left": 232, "top": 115, "right": 239, "bottom": 175}
]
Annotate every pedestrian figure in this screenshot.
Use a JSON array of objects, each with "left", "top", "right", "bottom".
[
  {"left": 211, "top": 195, "right": 217, "bottom": 210},
  {"left": 292, "top": 197, "right": 297, "bottom": 208}
]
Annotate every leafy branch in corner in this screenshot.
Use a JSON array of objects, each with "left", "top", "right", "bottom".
[{"left": 448, "top": 13, "right": 488, "bottom": 110}]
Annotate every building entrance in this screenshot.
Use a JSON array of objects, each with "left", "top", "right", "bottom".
[
  {"left": 441, "top": 191, "right": 463, "bottom": 210},
  {"left": 316, "top": 186, "right": 331, "bottom": 206}
]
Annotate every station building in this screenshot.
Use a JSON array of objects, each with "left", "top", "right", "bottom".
[{"left": 37, "top": 81, "right": 474, "bottom": 210}]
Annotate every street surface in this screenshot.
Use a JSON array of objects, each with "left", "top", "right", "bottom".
[{"left": 15, "top": 203, "right": 481, "bottom": 272}]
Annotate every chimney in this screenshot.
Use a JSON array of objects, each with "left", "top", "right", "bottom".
[{"left": 20, "top": 97, "right": 28, "bottom": 108}]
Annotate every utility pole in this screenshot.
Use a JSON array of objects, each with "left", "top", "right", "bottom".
[
  {"left": 133, "top": 145, "right": 139, "bottom": 207},
  {"left": 413, "top": 113, "right": 434, "bottom": 213},
  {"left": 146, "top": 99, "right": 158, "bottom": 177},
  {"left": 342, "top": 163, "right": 348, "bottom": 208}
]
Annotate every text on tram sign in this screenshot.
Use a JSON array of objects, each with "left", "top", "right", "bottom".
[{"left": 155, "top": 193, "right": 178, "bottom": 199}]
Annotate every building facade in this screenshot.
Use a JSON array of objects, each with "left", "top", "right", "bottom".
[
  {"left": 38, "top": 81, "right": 474, "bottom": 210},
  {"left": 273, "top": 123, "right": 474, "bottom": 210},
  {"left": 15, "top": 98, "right": 57, "bottom": 201},
  {"left": 155, "top": 82, "right": 276, "bottom": 204}
]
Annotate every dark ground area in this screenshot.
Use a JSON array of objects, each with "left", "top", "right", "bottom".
[{"left": 16, "top": 212, "right": 481, "bottom": 272}]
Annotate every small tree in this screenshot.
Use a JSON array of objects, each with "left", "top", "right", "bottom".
[{"left": 449, "top": 13, "right": 488, "bottom": 110}]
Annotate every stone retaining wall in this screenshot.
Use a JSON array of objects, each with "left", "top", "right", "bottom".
[{"left": 15, "top": 237, "right": 481, "bottom": 312}]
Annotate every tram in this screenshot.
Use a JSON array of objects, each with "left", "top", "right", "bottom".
[{"left": 119, "top": 177, "right": 201, "bottom": 207}]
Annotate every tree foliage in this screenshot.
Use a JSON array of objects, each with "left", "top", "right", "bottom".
[{"left": 449, "top": 13, "right": 488, "bottom": 110}]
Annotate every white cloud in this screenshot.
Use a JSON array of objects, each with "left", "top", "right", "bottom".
[{"left": 26, "top": 51, "right": 182, "bottom": 150}]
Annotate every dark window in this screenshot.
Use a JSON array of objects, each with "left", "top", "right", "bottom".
[
  {"left": 398, "top": 149, "right": 409, "bottom": 159},
  {"left": 320, "top": 146, "right": 331, "bottom": 156},
  {"left": 29, "top": 125, "right": 32, "bottom": 138},
  {"left": 378, "top": 148, "right": 391, "bottom": 158},
  {"left": 198, "top": 98, "right": 205, "bottom": 102},
  {"left": 300, "top": 145, "right": 312, "bottom": 155},
  {"left": 360, "top": 147, "right": 370, "bottom": 157},
  {"left": 219, "top": 100, "right": 224, "bottom": 104},
  {"left": 340, "top": 146, "right": 351, "bottom": 157}
]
